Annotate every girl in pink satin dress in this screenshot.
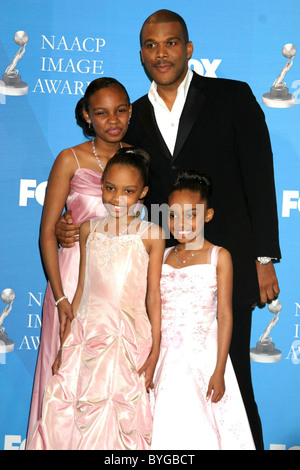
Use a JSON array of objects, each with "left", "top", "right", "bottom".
[
  {"left": 151, "top": 170, "right": 255, "bottom": 450},
  {"left": 27, "top": 148, "right": 164, "bottom": 450},
  {"left": 27, "top": 78, "right": 133, "bottom": 441}
]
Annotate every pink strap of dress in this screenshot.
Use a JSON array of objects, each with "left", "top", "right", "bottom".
[
  {"left": 207, "top": 245, "right": 222, "bottom": 267},
  {"left": 70, "top": 147, "right": 80, "bottom": 168}
]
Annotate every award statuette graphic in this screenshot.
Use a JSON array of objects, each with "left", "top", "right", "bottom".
[
  {"left": 0, "top": 31, "right": 28, "bottom": 96},
  {"left": 262, "top": 44, "right": 296, "bottom": 108},
  {"left": 250, "top": 299, "right": 282, "bottom": 363},
  {"left": 0, "top": 289, "right": 15, "bottom": 354}
]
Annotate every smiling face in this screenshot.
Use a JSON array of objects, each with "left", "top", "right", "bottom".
[
  {"left": 140, "top": 21, "right": 193, "bottom": 90},
  {"left": 83, "top": 85, "right": 131, "bottom": 145},
  {"left": 168, "top": 189, "right": 214, "bottom": 245},
  {"left": 101, "top": 163, "right": 148, "bottom": 221}
]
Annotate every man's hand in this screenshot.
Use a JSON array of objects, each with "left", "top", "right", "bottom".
[
  {"left": 55, "top": 210, "right": 80, "bottom": 248},
  {"left": 255, "top": 261, "right": 280, "bottom": 305}
]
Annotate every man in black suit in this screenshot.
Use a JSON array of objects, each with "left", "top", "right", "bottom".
[
  {"left": 124, "top": 9, "right": 281, "bottom": 450},
  {"left": 56, "top": 9, "right": 280, "bottom": 449}
]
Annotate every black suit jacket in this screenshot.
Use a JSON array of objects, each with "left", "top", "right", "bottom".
[{"left": 125, "top": 72, "right": 281, "bottom": 308}]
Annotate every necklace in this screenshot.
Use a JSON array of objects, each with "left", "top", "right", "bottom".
[
  {"left": 92, "top": 138, "right": 123, "bottom": 171},
  {"left": 174, "top": 243, "right": 204, "bottom": 267}
]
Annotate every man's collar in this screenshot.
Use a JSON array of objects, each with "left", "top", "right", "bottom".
[{"left": 148, "top": 67, "right": 194, "bottom": 105}]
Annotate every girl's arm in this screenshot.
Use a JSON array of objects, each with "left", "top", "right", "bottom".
[
  {"left": 40, "top": 150, "right": 77, "bottom": 340},
  {"left": 71, "top": 221, "right": 90, "bottom": 314},
  {"left": 206, "top": 248, "right": 233, "bottom": 403},
  {"left": 52, "top": 221, "right": 90, "bottom": 374},
  {"left": 139, "top": 225, "right": 165, "bottom": 391}
]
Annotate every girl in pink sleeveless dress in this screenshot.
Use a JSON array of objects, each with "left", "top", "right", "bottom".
[
  {"left": 151, "top": 170, "right": 255, "bottom": 450},
  {"left": 26, "top": 148, "right": 164, "bottom": 450},
  {"left": 27, "top": 78, "right": 133, "bottom": 441}
]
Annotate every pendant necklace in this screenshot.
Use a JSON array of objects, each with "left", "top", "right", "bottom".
[
  {"left": 92, "top": 138, "right": 123, "bottom": 171},
  {"left": 174, "top": 242, "right": 204, "bottom": 267}
]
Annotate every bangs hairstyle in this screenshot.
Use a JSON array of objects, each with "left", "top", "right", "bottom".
[
  {"left": 169, "top": 170, "right": 213, "bottom": 207},
  {"left": 102, "top": 147, "right": 150, "bottom": 187},
  {"left": 75, "top": 77, "right": 130, "bottom": 138}
]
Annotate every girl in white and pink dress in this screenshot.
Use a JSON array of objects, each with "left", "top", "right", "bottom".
[{"left": 151, "top": 170, "right": 255, "bottom": 450}]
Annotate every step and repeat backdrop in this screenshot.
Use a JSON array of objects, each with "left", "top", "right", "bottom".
[{"left": 0, "top": 0, "right": 299, "bottom": 451}]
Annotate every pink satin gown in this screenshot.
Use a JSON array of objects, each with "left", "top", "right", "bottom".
[
  {"left": 27, "top": 218, "right": 153, "bottom": 450},
  {"left": 27, "top": 149, "right": 107, "bottom": 440},
  {"left": 151, "top": 245, "right": 256, "bottom": 450}
]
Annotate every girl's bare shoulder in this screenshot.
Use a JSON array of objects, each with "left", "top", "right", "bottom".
[{"left": 216, "top": 246, "right": 232, "bottom": 269}]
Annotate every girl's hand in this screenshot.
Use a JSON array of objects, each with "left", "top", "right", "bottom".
[
  {"left": 138, "top": 353, "right": 158, "bottom": 392},
  {"left": 206, "top": 371, "right": 225, "bottom": 403},
  {"left": 52, "top": 349, "right": 62, "bottom": 375},
  {"left": 57, "top": 299, "right": 73, "bottom": 341}
]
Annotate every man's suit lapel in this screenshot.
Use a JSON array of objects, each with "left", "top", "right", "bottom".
[
  {"left": 172, "top": 73, "right": 206, "bottom": 163},
  {"left": 139, "top": 96, "right": 173, "bottom": 160},
  {"left": 138, "top": 73, "right": 207, "bottom": 162}
]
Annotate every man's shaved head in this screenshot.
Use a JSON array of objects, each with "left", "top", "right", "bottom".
[{"left": 140, "top": 9, "right": 189, "bottom": 47}]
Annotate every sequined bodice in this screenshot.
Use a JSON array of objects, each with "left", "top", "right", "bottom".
[
  {"left": 76, "top": 218, "right": 151, "bottom": 322},
  {"left": 160, "top": 247, "right": 219, "bottom": 350}
]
